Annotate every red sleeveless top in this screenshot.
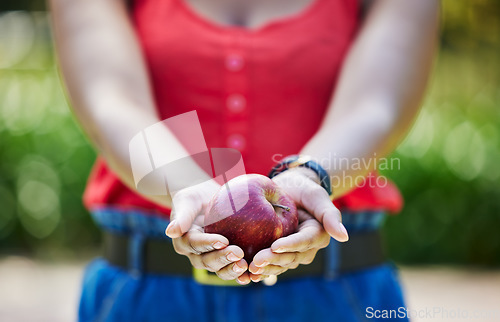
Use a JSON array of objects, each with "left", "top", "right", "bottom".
[{"left": 83, "top": 0, "right": 403, "bottom": 216}]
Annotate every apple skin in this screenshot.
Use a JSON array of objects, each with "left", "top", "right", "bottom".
[{"left": 204, "top": 174, "right": 298, "bottom": 262}]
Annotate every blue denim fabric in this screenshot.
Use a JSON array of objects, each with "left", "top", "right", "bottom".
[{"left": 79, "top": 208, "right": 408, "bottom": 322}]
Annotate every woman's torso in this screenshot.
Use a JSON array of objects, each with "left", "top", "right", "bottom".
[
  {"left": 84, "top": 0, "right": 402, "bottom": 215},
  {"left": 133, "top": 0, "right": 357, "bottom": 173}
]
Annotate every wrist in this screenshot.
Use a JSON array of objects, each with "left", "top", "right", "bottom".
[
  {"left": 285, "top": 167, "right": 321, "bottom": 185},
  {"left": 268, "top": 154, "right": 332, "bottom": 197}
]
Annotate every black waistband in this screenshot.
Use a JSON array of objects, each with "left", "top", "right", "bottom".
[{"left": 103, "top": 230, "right": 386, "bottom": 279}]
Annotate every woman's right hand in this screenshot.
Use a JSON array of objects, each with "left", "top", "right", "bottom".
[{"left": 165, "top": 181, "right": 251, "bottom": 285}]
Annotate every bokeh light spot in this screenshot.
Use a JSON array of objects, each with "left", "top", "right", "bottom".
[
  {"left": 397, "top": 109, "right": 435, "bottom": 159},
  {"left": 0, "top": 11, "right": 35, "bottom": 68},
  {"left": 443, "top": 121, "right": 485, "bottom": 181}
]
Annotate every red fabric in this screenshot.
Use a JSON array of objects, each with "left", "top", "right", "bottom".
[{"left": 83, "top": 0, "right": 403, "bottom": 216}]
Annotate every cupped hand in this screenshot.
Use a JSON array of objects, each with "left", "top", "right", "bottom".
[
  {"left": 248, "top": 209, "right": 330, "bottom": 281},
  {"left": 248, "top": 167, "right": 348, "bottom": 282},
  {"left": 165, "top": 181, "right": 251, "bottom": 285}
]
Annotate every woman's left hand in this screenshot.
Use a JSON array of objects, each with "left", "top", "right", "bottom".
[{"left": 248, "top": 167, "right": 349, "bottom": 282}]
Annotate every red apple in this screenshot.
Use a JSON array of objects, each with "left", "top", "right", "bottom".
[{"left": 204, "top": 174, "right": 298, "bottom": 262}]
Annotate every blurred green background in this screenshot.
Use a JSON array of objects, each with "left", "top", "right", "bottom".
[{"left": 0, "top": 0, "right": 499, "bottom": 265}]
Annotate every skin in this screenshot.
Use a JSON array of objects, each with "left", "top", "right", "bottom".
[{"left": 49, "top": 0, "right": 439, "bottom": 285}]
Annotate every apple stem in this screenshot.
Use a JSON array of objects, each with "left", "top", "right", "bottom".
[{"left": 272, "top": 204, "right": 291, "bottom": 212}]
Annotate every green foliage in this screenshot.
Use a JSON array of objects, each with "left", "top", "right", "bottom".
[
  {"left": 382, "top": 47, "right": 500, "bottom": 265},
  {"left": 383, "top": 0, "right": 500, "bottom": 265},
  {"left": 0, "top": 3, "right": 499, "bottom": 264},
  {"left": 0, "top": 12, "right": 100, "bottom": 256}
]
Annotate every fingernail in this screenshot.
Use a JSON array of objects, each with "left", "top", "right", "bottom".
[
  {"left": 256, "top": 261, "right": 268, "bottom": 268},
  {"left": 165, "top": 220, "right": 177, "bottom": 236},
  {"left": 251, "top": 275, "right": 263, "bottom": 283},
  {"left": 227, "top": 253, "right": 241, "bottom": 262},
  {"left": 273, "top": 248, "right": 285, "bottom": 253},
  {"left": 253, "top": 267, "right": 263, "bottom": 274},
  {"left": 213, "top": 242, "right": 226, "bottom": 249},
  {"left": 237, "top": 276, "right": 248, "bottom": 285},
  {"left": 339, "top": 223, "right": 349, "bottom": 241},
  {"left": 233, "top": 263, "right": 245, "bottom": 273}
]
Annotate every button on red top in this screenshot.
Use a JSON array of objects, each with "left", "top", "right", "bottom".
[
  {"left": 226, "top": 94, "right": 246, "bottom": 113},
  {"left": 225, "top": 54, "right": 244, "bottom": 71},
  {"left": 83, "top": 0, "right": 403, "bottom": 216},
  {"left": 226, "top": 134, "right": 246, "bottom": 150}
]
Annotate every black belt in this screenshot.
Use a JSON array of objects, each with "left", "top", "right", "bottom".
[{"left": 103, "top": 230, "right": 386, "bottom": 283}]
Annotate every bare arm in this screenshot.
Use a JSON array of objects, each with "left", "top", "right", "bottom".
[
  {"left": 250, "top": 0, "right": 440, "bottom": 278},
  {"left": 49, "top": 0, "right": 214, "bottom": 209},
  {"left": 50, "top": 0, "right": 251, "bottom": 283},
  {"left": 301, "top": 0, "right": 440, "bottom": 198}
]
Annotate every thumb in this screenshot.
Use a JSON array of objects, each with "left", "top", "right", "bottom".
[
  {"left": 165, "top": 190, "right": 203, "bottom": 238},
  {"left": 298, "top": 183, "right": 349, "bottom": 242}
]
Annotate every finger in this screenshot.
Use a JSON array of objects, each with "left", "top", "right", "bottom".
[
  {"left": 236, "top": 272, "right": 251, "bottom": 285},
  {"left": 216, "top": 259, "right": 248, "bottom": 281},
  {"left": 271, "top": 215, "right": 330, "bottom": 253},
  {"left": 166, "top": 189, "right": 203, "bottom": 238},
  {"left": 250, "top": 249, "right": 318, "bottom": 274},
  {"left": 299, "top": 182, "right": 348, "bottom": 242},
  {"left": 173, "top": 229, "right": 229, "bottom": 255},
  {"left": 250, "top": 265, "right": 289, "bottom": 278},
  {"left": 250, "top": 248, "right": 297, "bottom": 272},
  {"left": 249, "top": 274, "right": 270, "bottom": 283},
  {"left": 194, "top": 246, "right": 244, "bottom": 272}
]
